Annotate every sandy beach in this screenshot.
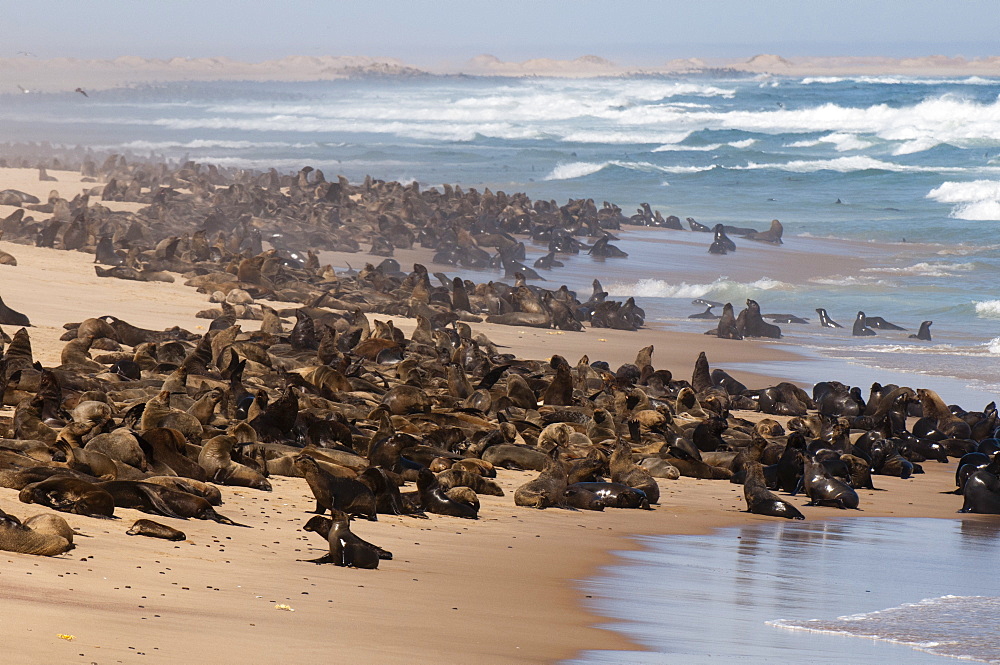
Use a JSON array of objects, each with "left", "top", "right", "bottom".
[{"left": 0, "top": 165, "right": 992, "bottom": 665}]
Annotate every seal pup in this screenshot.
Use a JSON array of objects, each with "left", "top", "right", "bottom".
[
  {"left": 127, "top": 519, "right": 186, "bottom": 541},
  {"left": 909, "top": 321, "right": 932, "bottom": 341},
  {"left": 852, "top": 311, "right": 876, "bottom": 336},
  {"left": 815, "top": 308, "right": 842, "bottom": 328},
  {"left": 743, "top": 461, "right": 804, "bottom": 519},
  {"left": 301, "top": 511, "right": 390, "bottom": 567}
]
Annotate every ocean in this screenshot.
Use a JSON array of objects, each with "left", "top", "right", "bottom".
[
  {"left": 567, "top": 518, "right": 1000, "bottom": 665},
  {"left": 2, "top": 73, "right": 999, "bottom": 405}
]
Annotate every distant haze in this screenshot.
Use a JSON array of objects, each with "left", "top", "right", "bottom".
[{"left": 2, "top": 0, "right": 998, "bottom": 64}]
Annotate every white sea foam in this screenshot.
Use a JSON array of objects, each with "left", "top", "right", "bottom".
[
  {"left": 801, "top": 75, "right": 1000, "bottom": 86},
  {"left": 651, "top": 143, "right": 721, "bottom": 152},
  {"left": 927, "top": 180, "right": 1000, "bottom": 220},
  {"left": 770, "top": 596, "right": 1000, "bottom": 664},
  {"left": 988, "top": 338, "right": 1000, "bottom": 355},
  {"left": 605, "top": 276, "right": 789, "bottom": 299},
  {"left": 787, "top": 132, "right": 871, "bottom": 152},
  {"left": 860, "top": 261, "right": 975, "bottom": 277},
  {"left": 733, "top": 156, "right": 927, "bottom": 173},
  {"left": 975, "top": 300, "right": 1000, "bottom": 318},
  {"left": 543, "top": 160, "right": 713, "bottom": 180}
]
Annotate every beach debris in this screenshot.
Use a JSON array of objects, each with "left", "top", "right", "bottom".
[{"left": 274, "top": 604, "right": 294, "bottom": 612}]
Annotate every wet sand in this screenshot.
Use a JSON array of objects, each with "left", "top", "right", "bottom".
[{"left": 0, "top": 166, "right": 986, "bottom": 664}]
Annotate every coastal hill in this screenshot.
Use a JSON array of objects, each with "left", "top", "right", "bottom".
[{"left": 4, "top": 52, "right": 1000, "bottom": 92}]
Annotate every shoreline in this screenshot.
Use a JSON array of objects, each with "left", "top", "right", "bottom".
[{"left": 0, "top": 164, "right": 994, "bottom": 664}]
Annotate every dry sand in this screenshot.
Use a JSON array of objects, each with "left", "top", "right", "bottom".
[{"left": 0, "top": 167, "right": 986, "bottom": 664}]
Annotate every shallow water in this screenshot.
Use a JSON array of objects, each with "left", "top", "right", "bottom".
[{"left": 566, "top": 518, "right": 1000, "bottom": 665}]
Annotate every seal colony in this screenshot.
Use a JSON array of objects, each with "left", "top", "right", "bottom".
[{"left": 0, "top": 157, "right": 997, "bottom": 665}]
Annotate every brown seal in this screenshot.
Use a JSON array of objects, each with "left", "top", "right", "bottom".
[
  {"left": 127, "top": 518, "right": 186, "bottom": 541},
  {"left": 0, "top": 508, "right": 74, "bottom": 556},
  {"left": 743, "top": 461, "right": 804, "bottom": 519},
  {"left": 610, "top": 439, "right": 660, "bottom": 504},
  {"left": 513, "top": 449, "right": 567, "bottom": 509},
  {"left": 19, "top": 477, "right": 116, "bottom": 518},
  {"left": 301, "top": 511, "right": 391, "bottom": 567},
  {"left": 295, "top": 454, "right": 377, "bottom": 520},
  {"left": 417, "top": 468, "right": 479, "bottom": 518}
]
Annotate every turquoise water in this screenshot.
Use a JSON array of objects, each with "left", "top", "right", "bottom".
[
  {"left": 567, "top": 518, "right": 1000, "bottom": 664},
  {"left": 2, "top": 74, "right": 999, "bottom": 402}
]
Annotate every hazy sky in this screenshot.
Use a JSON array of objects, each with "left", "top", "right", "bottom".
[{"left": 2, "top": 0, "right": 998, "bottom": 65}]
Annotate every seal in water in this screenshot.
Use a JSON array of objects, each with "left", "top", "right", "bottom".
[
  {"left": 909, "top": 320, "right": 932, "bottom": 341},
  {"left": 815, "top": 308, "right": 842, "bottom": 328},
  {"left": 865, "top": 316, "right": 905, "bottom": 331},
  {"left": 689, "top": 298, "right": 722, "bottom": 320},
  {"left": 301, "top": 511, "right": 391, "bottom": 567},
  {"left": 127, "top": 518, "right": 186, "bottom": 541},
  {"left": 852, "top": 311, "right": 876, "bottom": 336},
  {"left": 739, "top": 299, "right": 781, "bottom": 338},
  {"left": 743, "top": 461, "right": 804, "bottom": 519}
]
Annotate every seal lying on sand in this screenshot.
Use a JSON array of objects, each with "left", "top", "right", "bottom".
[
  {"left": 0, "top": 508, "right": 74, "bottom": 555},
  {"left": 127, "top": 518, "right": 186, "bottom": 541}
]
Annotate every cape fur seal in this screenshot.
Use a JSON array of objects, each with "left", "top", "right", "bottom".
[
  {"left": 0, "top": 295, "right": 30, "bottom": 326},
  {"left": 708, "top": 224, "right": 736, "bottom": 254},
  {"left": 852, "top": 311, "right": 876, "bottom": 336},
  {"left": 416, "top": 469, "right": 478, "bottom": 518},
  {"left": 19, "top": 477, "right": 115, "bottom": 518},
  {"left": 0, "top": 508, "right": 74, "bottom": 556},
  {"left": 302, "top": 511, "right": 391, "bottom": 567},
  {"left": 127, "top": 518, "right": 186, "bottom": 541},
  {"left": 909, "top": 320, "right": 932, "bottom": 341},
  {"left": 803, "top": 459, "right": 859, "bottom": 509},
  {"left": 295, "top": 454, "right": 377, "bottom": 521},
  {"left": 743, "top": 462, "right": 804, "bottom": 519},
  {"left": 815, "top": 308, "right": 842, "bottom": 328}
]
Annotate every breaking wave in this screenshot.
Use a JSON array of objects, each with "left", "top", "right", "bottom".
[
  {"left": 927, "top": 180, "right": 1000, "bottom": 220},
  {"left": 605, "top": 276, "right": 790, "bottom": 299}
]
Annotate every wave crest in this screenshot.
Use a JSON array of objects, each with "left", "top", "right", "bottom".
[{"left": 605, "top": 276, "right": 790, "bottom": 300}]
